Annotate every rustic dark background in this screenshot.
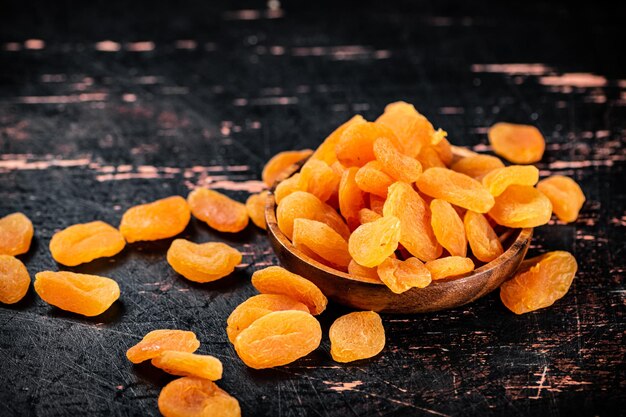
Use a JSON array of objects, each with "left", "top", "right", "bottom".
[{"left": 0, "top": 1, "right": 624, "bottom": 416}]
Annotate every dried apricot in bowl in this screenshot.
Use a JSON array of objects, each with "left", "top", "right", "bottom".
[
  {"left": 34, "top": 271, "right": 120, "bottom": 316},
  {"left": 187, "top": 188, "right": 249, "bottom": 233},
  {"left": 49, "top": 221, "right": 126, "bottom": 266},
  {"left": 488, "top": 185, "right": 552, "bottom": 228},
  {"left": 377, "top": 257, "right": 431, "bottom": 294},
  {"left": 120, "top": 196, "right": 190, "bottom": 242},
  {"left": 464, "top": 211, "right": 503, "bottom": 263},
  {"left": 536, "top": 175, "right": 586, "bottom": 223},
  {"left": 329, "top": 311, "right": 385, "bottom": 363},
  {"left": 451, "top": 154, "right": 505, "bottom": 180},
  {"left": 430, "top": 199, "right": 467, "bottom": 257},
  {"left": 488, "top": 122, "right": 545, "bottom": 164},
  {"left": 500, "top": 251, "right": 577, "bottom": 314},
  {"left": 375, "top": 101, "right": 434, "bottom": 157},
  {"left": 246, "top": 191, "right": 269, "bottom": 230},
  {"left": 152, "top": 351, "right": 223, "bottom": 380},
  {"left": 348, "top": 216, "right": 402, "bottom": 268},
  {"left": 167, "top": 239, "right": 242, "bottom": 283},
  {"left": 0, "top": 255, "right": 30, "bottom": 304},
  {"left": 292, "top": 218, "right": 351, "bottom": 269},
  {"left": 262, "top": 149, "right": 313, "bottom": 187},
  {"left": 158, "top": 377, "right": 241, "bottom": 417},
  {"left": 126, "top": 329, "right": 200, "bottom": 364},
  {"left": 425, "top": 256, "right": 475, "bottom": 280},
  {"left": 0, "top": 212, "right": 34, "bottom": 256},
  {"left": 335, "top": 122, "right": 401, "bottom": 167}
]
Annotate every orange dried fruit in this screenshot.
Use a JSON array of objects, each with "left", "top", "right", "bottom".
[
  {"left": 451, "top": 154, "right": 505, "bottom": 179},
  {"left": 373, "top": 137, "right": 422, "bottom": 182},
  {"left": 34, "top": 271, "right": 120, "bottom": 316},
  {"left": 329, "top": 311, "right": 385, "bottom": 363},
  {"left": 311, "top": 115, "right": 366, "bottom": 165},
  {"left": 167, "top": 239, "right": 242, "bottom": 283},
  {"left": 368, "top": 194, "right": 386, "bottom": 215},
  {"left": 0, "top": 255, "right": 30, "bottom": 304},
  {"left": 536, "top": 175, "right": 586, "bottom": 223},
  {"left": 488, "top": 185, "right": 552, "bottom": 228},
  {"left": 49, "top": 221, "right": 125, "bottom": 266},
  {"left": 335, "top": 122, "right": 401, "bottom": 167},
  {"left": 433, "top": 137, "right": 453, "bottom": 166},
  {"left": 0, "top": 212, "right": 34, "bottom": 256},
  {"left": 377, "top": 257, "right": 431, "bottom": 293},
  {"left": 416, "top": 145, "right": 446, "bottom": 170},
  {"left": 126, "top": 329, "right": 200, "bottom": 364},
  {"left": 298, "top": 159, "right": 341, "bottom": 202},
  {"left": 187, "top": 188, "right": 248, "bottom": 233},
  {"left": 464, "top": 211, "right": 503, "bottom": 263},
  {"left": 158, "top": 377, "right": 240, "bottom": 417},
  {"left": 425, "top": 256, "right": 475, "bottom": 280},
  {"left": 357, "top": 208, "right": 382, "bottom": 224},
  {"left": 245, "top": 191, "right": 268, "bottom": 230},
  {"left": 120, "top": 196, "right": 190, "bottom": 242},
  {"left": 339, "top": 167, "right": 367, "bottom": 229},
  {"left": 500, "top": 251, "right": 577, "bottom": 314},
  {"left": 234, "top": 310, "right": 322, "bottom": 369},
  {"left": 355, "top": 161, "right": 394, "bottom": 197},
  {"left": 416, "top": 167, "right": 495, "bottom": 213},
  {"left": 274, "top": 173, "right": 303, "bottom": 204},
  {"left": 262, "top": 149, "right": 313, "bottom": 186},
  {"left": 482, "top": 165, "right": 539, "bottom": 196},
  {"left": 375, "top": 101, "right": 434, "bottom": 157},
  {"left": 292, "top": 219, "right": 351, "bottom": 269},
  {"left": 488, "top": 122, "right": 545, "bottom": 164},
  {"left": 430, "top": 199, "right": 467, "bottom": 257},
  {"left": 152, "top": 351, "right": 223, "bottom": 381},
  {"left": 348, "top": 215, "right": 401, "bottom": 268},
  {"left": 251, "top": 266, "right": 328, "bottom": 315},
  {"left": 348, "top": 259, "right": 381, "bottom": 282}
]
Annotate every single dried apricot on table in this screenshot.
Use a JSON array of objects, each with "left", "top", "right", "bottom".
[
  {"left": 311, "top": 115, "right": 366, "bottom": 165},
  {"left": 464, "top": 211, "right": 503, "bottom": 263},
  {"left": 34, "top": 271, "right": 120, "bottom": 316},
  {"left": 430, "top": 199, "right": 467, "bottom": 257},
  {"left": 338, "top": 167, "right": 367, "bottom": 229},
  {"left": 0, "top": 255, "right": 30, "bottom": 304},
  {"left": 167, "top": 239, "right": 242, "bottom": 283},
  {"left": 348, "top": 215, "right": 402, "bottom": 268},
  {"left": 373, "top": 137, "right": 422, "bottom": 183},
  {"left": 481, "top": 165, "right": 539, "bottom": 196},
  {"left": 251, "top": 266, "right": 328, "bottom": 315},
  {"left": 120, "top": 196, "right": 190, "bottom": 242},
  {"left": 488, "top": 122, "right": 545, "bottom": 164},
  {"left": 126, "top": 329, "right": 200, "bottom": 364},
  {"left": 49, "top": 221, "right": 125, "bottom": 266},
  {"left": 262, "top": 149, "right": 313, "bottom": 186},
  {"left": 377, "top": 257, "right": 431, "bottom": 293},
  {"left": 158, "top": 376, "right": 240, "bottom": 417},
  {"left": 375, "top": 101, "right": 434, "bottom": 157},
  {"left": 425, "top": 256, "right": 475, "bottom": 280},
  {"left": 152, "top": 351, "right": 223, "bottom": 380},
  {"left": 234, "top": 310, "right": 322, "bottom": 369},
  {"left": 187, "top": 188, "right": 248, "bottom": 233},
  {"left": 297, "top": 159, "right": 341, "bottom": 202},
  {"left": 292, "top": 218, "right": 351, "bottom": 269},
  {"left": 335, "top": 122, "right": 401, "bottom": 167},
  {"left": 246, "top": 191, "right": 268, "bottom": 230},
  {"left": 354, "top": 161, "right": 394, "bottom": 197},
  {"left": 488, "top": 185, "right": 552, "bottom": 228},
  {"left": 536, "top": 175, "right": 586, "bottom": 223},
  {"left": 451, "top": 154, "right": 505, "bottom": 179},
  {"left": 0, "top": 212, "right": 34, "bottom": 256},
  {"left": 500, "top": 251, "right": 577, "bottom": 314},
  {"left": 329, "top": 311, "right": 385, "bottom": 363}
]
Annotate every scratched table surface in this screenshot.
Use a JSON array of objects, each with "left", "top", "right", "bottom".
[{"left": 0, "top": 1, "right": 624, "bottom": 416}]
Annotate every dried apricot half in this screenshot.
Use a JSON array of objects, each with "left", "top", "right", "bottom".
[
  {"left": 187, "top": 188, "right": 249, "bottom": 233},
  {"left": 298, "top": 159, "right": 341, "bottom": 203},
  {"left": 373, "top": 137, "right": 422, "bottom": 183},
  {"left": 293, "top": 218, "right": 351, "bottom": 269},
  {"left": 488, "top": 122, "right": 545, "bottom": 164},
  {"left": 0, "top": 212, "right": 34, "bottom": 256},
  {"left": 311, "top": 115, "right": 366, "bottom": 165},
  {"left": 246, "top": 191, "right": 268, "bottom": 230},
  {"left": 262, "top": 149, "right": 313, "bottom": 186},
  {"left": 335, "top": 122, "right": 401, "bottom": 167},
  {"left": 152, "top": 351, "right": 223, "bottom": 380},
  {"left": 536, "top": 175, "right": 585, "bottom": 223},
  {"left": 430, "top": 199, "right": 467, "bottom": 257},
  {"left": 49, "top": 221, "right": 125, "bottom": 266},
  {"left": 120, "top": 196, "right": 190, "bottom": 242},
  {"left": 0, "top": 255, "right": 30, "bottom": 304},
  {"left": 481, "top": 165, "right": 539, "bottom": 196},
  {"left": 158, "top": 377, "right": 240, "bottom": 417},
  {"left": 348, "top": 259, "right": 381, "bottom": 282},
  {"left": 425, "top": 256, "right": 475, "bottom": 280},
  {"left": 375, "top": 101, "right": 434, "bottom": 157},
  {"left": 377, "top": 257, "right": 431, "bottom": 293},
  {"left": 488, "top": 185, "right": 552, "bottom": 228},
  {"left": 450, "top": 154, "right": 505, "bottom": 180},
  {"left": 464, "top": 211, "right": 503, "bottom": 263},
  {"left": 167, "top": 239, "right": 242, "bottom": 283},
  {"left": 329, "top": 311, "right": 385, "bottom": 363},
  {"left": 348, "top": 216, "right": 401, "bottom": 268},
  {"left": 416, "top": 168, "right": 495, "bottom": 213},
  {"left": 126, "top": 329, "right": 200, "bottom": 364}
]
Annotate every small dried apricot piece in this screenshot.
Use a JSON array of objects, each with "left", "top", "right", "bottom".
[
  {"left": 335, "top": 122, "right": 401, "bottom": 167},
  {"left": 416, "top": 145, "right": 446, "bottom": 170},
  {"left": 430, "top": 199, "right": 467, "bottom": 257},
  {"left": 311, "top": 115, "right": 366, "bottom": 165},
  {"left": 298, "top": 159, "right": 341, "bottom": 202},
  {"left": 120, "top": 196, "right": 190, "bottom": 242},
  {"left": 49, "top": 221, "right": 125, "bottom": 266},
  {"left": 416, "top": 168, "right": 495, "bottom": 213},
  {"left": 329, "top": 311, "right": 385, "bottom": 363},
  {"left": 34, "top": 271, "right": 120, "bottom": 316},
  {"left": 234, "top": 310, "right": 322, "bottom": 369},
  {"left": 126, "top": 329, "right": 200, "bottom": 364},
  {"left": 355, "top": 161, "right": 394, "bottom": 197},
  {"left": 375, "top": 101, "right": 434, "bottom": 157},
  {"left": 425, "top": 256, "right": 475, "bottom": 280},
  {"left": 187, "top": 188, "right": 248, "bottom": 233},
  {"left": 292, "top": 219, "right": 351, "bottom": 269},
  {"left": 357, "top": 208, "right": 382, "bottom": 224},
  {"left": 0, "top": 255, "right": 30, "bottom": 304},
  {"left": 500, "top": 251, "right": 577, "bottom": 314},
  {"left": 274, "top": 173, "right": 303, "bottom": 204},
  {"left": 158, "top": 377, "right": 240, "bottom": 417},
  {"left": 432, "top": 137, "right": 453, "bottom": 166},
  {"left": 482, "top": 165, "right": 539, "bottom": 196},
  {"left": 262, "top": 149, "right": 313, "bottom": 186},
  {"left": 348, "top": 259, "right": 381, "bottom": 282},
  {"left": 348, "top": 216, "right": 401, "bottom": 268},
  {"left": 152, "top": 351, "right": 223, "bottom": 380},
  {"left": 339, "top": 167, "right": 367, "bottom": 229},
  {"left": 251, "top": 266, "right": 328, "bottom": 315},
  {"left": 373, "top": 137, "right": 422, "bottom": 183},
  {"left": 451, "top": 154, "right": 505, "bottom": 179},
  {"left": 0, "top": 212, "right": 34, "bottom": 256},
  {"left": 536, "top": 175, "right": 586, "bottom": 223},
  {"left": 464, "top": 211, "right": 503, "bottom": 263},
  {"left": 226, "top": 294, "right": 309, "bottom": 343},
  {"left": 245, "top": 191, "right": 268, "bottom": 230},
  {"left": 377, "top": 257, "right": 431, "bottom": 293},
  {"left": 488, "top": 122, "right": 545, "bottom": 164},
  {"left": 488, "top": 185, "right": 552, "bottom": 228},
  {"left": 167, "top": 239, "right": 242, "bottom": 283},
  {"left": 368, "top": 194, "right": 386, "bottom": 215}
]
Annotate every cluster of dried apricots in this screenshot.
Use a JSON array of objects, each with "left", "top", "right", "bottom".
[{"left": 0, "top": 101, "right": 585, "bottom": 416}]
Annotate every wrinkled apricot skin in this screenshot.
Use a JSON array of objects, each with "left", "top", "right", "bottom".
[
  {"left": 355, "top": 161, "right": 394, "bottom": 197},
  {"left": 311, "top": 115, "right": 366, "bottom": 165},
  {"left": 348, "top": 216, "right": 401, "bottom": 268},
  {"left": 246, "top": 191, "right": 268, "bottom": 230},
  {"left": 34, "top": 271, "right": 120, "bottom": 316},
  {"left": 464, "top": 211, "right": 503, "bottom": 263},
  {"left": 120, "top": 196, "right": 190, "bottom": 242},
  {"left": 482, "top": 165, "right": 539, "bottom": 196},
  {"left": 158, "top": 377, "right": 241, "bottom": 417},
  {"left": 339, "top": 167, "right": 367, "bottom": 229},
  {"left": 348, "top": 259, "right": 381, "bottom": 282},
  {"left": 292, "top": 219, "right": 351, "bottom": 269},
  {"left": 358, "top": 208, "right": 382, "bottom": 225},
  {"left": 373, "top": 137, "right": 422, "bottom": 183},
  {"left": 187, "top": 188, "right": 249, "bottom": 233},
  {"left": 226, "top": 294, "right": 309, "bottom": 343},
  {"left": 0, "top": 212, "right": 34, "bottom": 256},
  {"left": 536, "top": 175, "right": 586, "bottom": 223},
  {"left": 49, "top": 221, "right": 126, "bottom": 266},
  {"left": 416, "top": 146, "right": 446, "bottom": 170},
  {"left": 126, "top": 329, "right": 200, "bottom": 364},
  {"left": 298, "top": 159, "right": 341, "bottom": 203},
  {"left": 430, "top": 199, "right": 467, "bottom": 257},
  {"left": 425, "top": 256, "right": 475, "bottom": 280},
  {"left": 234, "top": 310, "right": 322, "bottom": 369},
  {"left": 500, "top": 251, "right": 577, "bottom": 314},
  {"left": 335, "top": 122, "right": 401, "bottom": 167},
  {"left": 329, "top": 311, "right": 385, "bottom": 363},
  {"left": 451, "top": 154, "right": 505, "bottom": 179},
  {"left": 274, "top": 173, "right": 303, "bottom": 204},
  {"left": 416, "top": 168, "right": 495, "bottom": 213},
  {"left": 0, "top": 255, "right": 30, "bottom": 304},
  {"left": 489, "top": 185, "right": 552, "bottom": 228},
  {"left": 152, "top": 351, "right": 223, "bottom": 380},
  {"left": 375, "top": 101, "right": 435, "bottom": 157},
  {"left": 251, "top": 266, "right": 328, "bottom": 315},
  {"left": 167, "top": 239, "right": 242, "bottom": 283},
  {"left": 377, "top": 257, "right": 431, "bottom": 293},
  {"left": 262, "top": 149, "right": 313, "bottom": 186},
  {"left": 488, "top": 122, "right": 545, "bottom": 164}
]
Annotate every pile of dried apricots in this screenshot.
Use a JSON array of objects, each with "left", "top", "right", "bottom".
[{"left": 0, "top": 101, "right": 585, "bottom": 416}]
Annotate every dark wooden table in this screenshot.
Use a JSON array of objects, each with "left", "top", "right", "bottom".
[{"left": 1, "top": 1, "right": 624, "bottom": 416}]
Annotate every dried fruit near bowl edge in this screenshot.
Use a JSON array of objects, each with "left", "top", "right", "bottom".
[
  {"left": 49, "top": 221, "right": 126, "bottom": 266},
  {"left": 158, "top": 376, "right": 241, "bottom": 417},
  {"left": 167, "top": 239, "right": 242, "bottom": 283},
  {"left": 0, "top": 212, "right": 34, "bottom": 256},
  {"left": 126, "top": 329, "right": 200, "bottom": 364},
  {"left": 0, "top": 255, "right": 30, "bottom": 304}
]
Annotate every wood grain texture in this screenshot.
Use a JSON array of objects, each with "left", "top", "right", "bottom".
[{"left": 0, "top": 1, "right": 624, "bottom": 416}]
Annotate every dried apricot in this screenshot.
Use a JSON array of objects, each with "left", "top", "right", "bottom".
[
  {"left": 536, "top": 175, "right": 586, "bottom": 223},
  {"left": 432, "top": 137, "right": 453, "bottom": 166},
  {"left": 187, "top": 188, "right": 248, "bottom": 233},
  {"left": 126, "top": 329, "right": 200, "bottom": 364},
  {"left": 357, "top": 208, "right": 382, "bottom": 224},
  {"left": 0, "top": 212, "right": 33, "bottom": 256},
  {"left": 234, "top": 310, "right": 322, "bottom": 369},
  {"left": 251, "top": 266, "right": 328, "bottom": 315},
  {"left": 416, "top": 145, "right": 446, "bottom": 170},
  {"left": 335, "top": 122, "right": 401, "bottom": 167},
  {"left": 375, "top": 101, "right": 434, "bottom": 157},
  {"left": 292, "top": 219, "right": 351, "bottom": 269},
  {"left": 488, "top": 122, "right": 545, "bottom": 164},
  {"left": 311, "top": 115, "right": 366, "bottom": 165},
  {"left": 152, "top": 351, "right": 223, "bottom": 380},
  {"left": 500, "top": 251, "right": 577, "bottom": 314},
  {"left": 274, "top": 173, "right": 303, "bottom": 204},
  {"left": 355, "top": 161, "right": 394, "bottom": 197},
  {"left": 488, "top": 185, "right": 552, "bottom": 228},
  {"left": 120, "top": 196, "right": 190, "bottom": 242},
  {"left": 425, "top": 256, "right": 475, "bottom": 280},
  {"left": 0, "top": 255, "right": 30, "bottom": 304},
  {"left": 348, "top": 216, "right": 401, "bottom": 268},
  {"left": 34, "top": 271, "right": 120, "bottom": 316},
  {"left": 464, "top": 211, "right": 503, "bottom": 263},
  {"left": 348, "top": 259, "right": 381, "bottom": 282},
  {"left": 298, "top": 159, "right": 341, "bottom": 202},
  {"left": 373, "top": 137, "right": 422, "bottom": 183},
  {"left": 451, "top": 154, "right": 505, "bottom": 179},
  {"left": 482, "top": 165, "right": 539, "bottom": 196},
  {"left": 262, "top": 149, "right": 313, "bottom": 186},
  {"left": 339, "top": 167, "right": 367, "bottom": 229},
  {"left": 329, "top": 311, "right": 385, "bottom": 363},
  {"left": 167, "top": 239, "right": 242, "bottom": 283},
  {"left": 158, "top": 377, "right": 240, "bottom": 417},
  {"left": 245, "top": 191, "right": 268, "bottom": 230},
  {"left": 377, "top": 257, "right": 431, "bottom": 293},
  {"left": 49, "top": 221, "right": 125, "bottom": 266},
  {"left": 368, "top": 194, "right": 386, "bottom": 215},
  {"left": 430, "top": 199, "right": 467, "bottom": 257}
]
